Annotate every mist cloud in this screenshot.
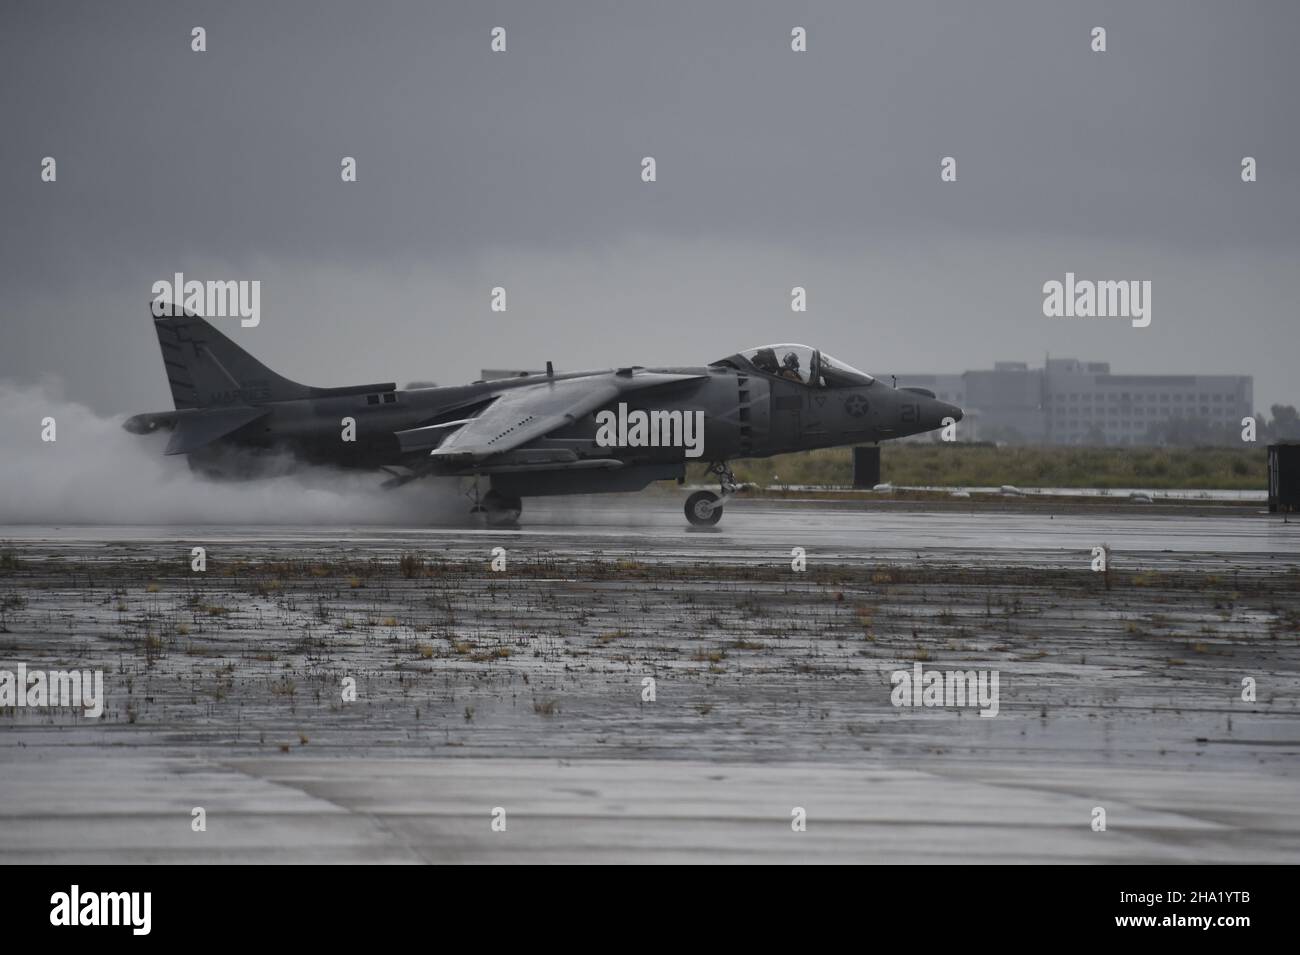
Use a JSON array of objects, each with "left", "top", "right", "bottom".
[{"left": 0, "top": 380, "right": 464, "bottom": 525}]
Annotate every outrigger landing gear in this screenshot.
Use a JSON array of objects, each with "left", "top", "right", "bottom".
[
  {"left": 468, "top": 480, "right": 522, "bottom": 527},
  {"left": 685, "top": 462, "right": 738, "bottom": 527}
]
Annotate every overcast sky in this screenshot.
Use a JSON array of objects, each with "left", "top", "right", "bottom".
[{"left": 2, "top": 0, "right": 1297, "bottom": 413}]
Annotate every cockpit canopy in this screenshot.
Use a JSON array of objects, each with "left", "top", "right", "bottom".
[{"left": 714, "top": 344, "right": 876, "bottom": 388}]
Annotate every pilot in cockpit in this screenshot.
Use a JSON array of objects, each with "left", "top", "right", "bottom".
[{"left": 778, "top": 351, "right": 803, "bottom": 382}]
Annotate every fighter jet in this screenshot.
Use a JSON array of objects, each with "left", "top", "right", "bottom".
[{"left": 125, "top": 308, "right": 963, "bottom": 526}]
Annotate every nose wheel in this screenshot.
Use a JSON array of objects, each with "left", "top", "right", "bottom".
[
  {"left": 685, "top": 462, "right": 738, "bottom": 526},
  {"left": 685, "top": 490, "right": 723, "bottom": 526}
]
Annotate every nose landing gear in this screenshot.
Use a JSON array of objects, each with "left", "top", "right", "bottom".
[
  {"left": 685, "top": 490, "right": 723, "bottom": 526},
  {"left": 685, "top": 462, "right": 738, "bottom": 527}
]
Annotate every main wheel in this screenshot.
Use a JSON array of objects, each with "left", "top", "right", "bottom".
[
  {"left": 685, "top": 490, "right": 723, "bottom": 526},
  {"left": 482, "top": 490, "right": 522, "bottom": 527}
]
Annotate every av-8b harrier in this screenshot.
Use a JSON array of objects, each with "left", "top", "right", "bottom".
[{"left": 125, "top": 309, "right": 963, "bottom": 526}]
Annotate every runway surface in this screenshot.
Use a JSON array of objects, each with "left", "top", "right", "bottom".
[
  {"left": 2, "top": 493, "right": 1295, "bottom": 569},
  {"left": 2, "top": 497, "right": 1298, "bottom": 863}
]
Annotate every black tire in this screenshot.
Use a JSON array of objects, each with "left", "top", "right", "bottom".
[
  {"left": 483, "top": 490, "right": 522, "bottom": 526},
  {"left": 685, "top": 490, "right": 723, "bottom": 526}
]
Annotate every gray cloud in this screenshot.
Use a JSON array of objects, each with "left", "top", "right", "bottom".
[{"left": 2, "top": 0, "right": 1296, "bottom": 411}]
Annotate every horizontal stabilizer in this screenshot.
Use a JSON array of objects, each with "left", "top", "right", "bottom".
[
  {"left": 164, "top": 407, "right": 268, "bottom": 455},
  {"left": 123, "top": 410, "right": 179, "bottom": 434}
]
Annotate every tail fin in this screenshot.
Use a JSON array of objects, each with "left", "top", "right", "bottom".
[{"left": 153, "top": 305, "right": 312, "bottom": 409}]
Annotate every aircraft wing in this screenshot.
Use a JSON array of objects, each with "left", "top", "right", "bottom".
[{"left": 417, "top": 371, "right": 704, "bottom": 466}]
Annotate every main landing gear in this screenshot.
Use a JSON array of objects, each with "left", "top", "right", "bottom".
[
  {"left": 685, "top": 462, "right": 739, "bottom": 527},
  {"left": 469, "top": 483, "right": 522, "bottom": 527}
]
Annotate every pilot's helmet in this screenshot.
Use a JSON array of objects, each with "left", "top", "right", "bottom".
[{"left": 782, "top": 351, "right": 800, "bottom": 371}]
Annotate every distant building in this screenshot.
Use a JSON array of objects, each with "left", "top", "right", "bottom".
[{"left": 897, "top": 358, "right": 1253, "bottom": 446}]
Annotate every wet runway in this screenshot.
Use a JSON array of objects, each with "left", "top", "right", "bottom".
[
  {"left": 2, "top": 493, "right": 1295, "bottom": 571},
  {"left": 6, "top": 753, "right": 1296, "bottom": 863},
  {"left": 1, "top": 497, "right": 1298, "bottom": 863}
]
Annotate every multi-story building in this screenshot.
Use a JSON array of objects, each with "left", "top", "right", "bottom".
[{"left": 897, "top": 358, "right": 1253, "bottom": 446}]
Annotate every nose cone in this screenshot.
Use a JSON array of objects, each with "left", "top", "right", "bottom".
[
  {"left": 915, "top": 397, "right": 967, "bottom": 433},
  {"left": 924, "top": 398, "right": 963, "bottom": 429},
  {"left": 925, "top": 397, "right": 967, "bottom": 433}
]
